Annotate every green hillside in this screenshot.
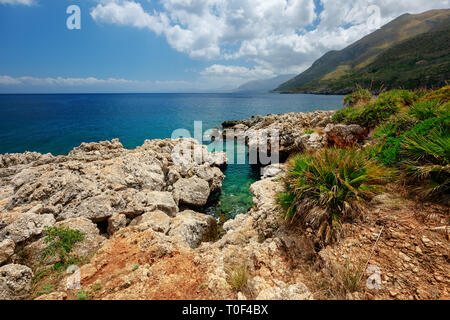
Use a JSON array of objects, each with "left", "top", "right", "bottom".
[{"left": 276, "top": 9, "right": 450, "bottom": 94}]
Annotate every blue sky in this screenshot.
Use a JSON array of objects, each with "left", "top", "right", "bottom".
[{"left": 0, "top": 0, "right": 448, "bottom": 93}]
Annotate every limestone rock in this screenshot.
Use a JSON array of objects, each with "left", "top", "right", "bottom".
[
  {"left": 169, "top": 210, "right": 217, "bottom": 248},
  {"left": 325, "top": 124, "right": 368, "bottom": 148},
  {"left": 173, "top": 177, "right": 211, "bottom": 207},
  {"left": 130, "top": 210, "right": 172, "bottom": 234},
  {"left": 22, "top": 217, "right": 106, "bottom": 266},
  {"left": 0, "top": 213, "right": 55, "bottom": 244},
  {"left": 107, "top": 213, "right": 127, "bottom": 235},
  {"left": 0, "top": 264, "right": 33, "bottom": 300},
  {"left": 0, "top": 239, "right": 15, "bottom": 265}
]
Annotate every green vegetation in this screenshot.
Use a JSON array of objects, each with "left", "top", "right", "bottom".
[
  {"left": 41, "top": 226, "right": 85, "bottom": 269},
  {"left": 333, "top": 89, "right": 418, "bottom": 128},
  {"left": 342, "top": 88, "right": 373, "bottom": 108},
  {"left": 278, "top": 86, "right": 449, "bottom": 246},
  {"left": 225, "top": 263, "right": 249, "bottom": 291},
  {"left": 278, "top": 148, "right": 391, "bottom": 244},
  {"left": 76, "top": 289, "right": 92, "bottom": 301},
  {"left": 275, "top": 10, "right": 450, "bottom": 94},
  {"left": 349, "top": 86, "right": 449, "bottom": 197},
  {"left": 38, "top": 284, "right": 55, "bottom": 296}
]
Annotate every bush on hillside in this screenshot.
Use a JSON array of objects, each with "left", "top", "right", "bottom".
[
  {"left": 278, "top": 148, "right": 391, "bottom": 245},
  {"left": 343, "top": 88, "right": 373, "bottom": 108}
]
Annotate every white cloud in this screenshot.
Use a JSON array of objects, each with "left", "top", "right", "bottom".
[
  {"left": 90, "top": 0, "right": 450, "bottom": 76},
  {"left": 0, "top": 75, "right": 22, "bottom": 85},
  {"left": 0, "top": 0, "right": 35, "bottom": 5}
]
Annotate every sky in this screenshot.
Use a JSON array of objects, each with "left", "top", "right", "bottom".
[{"left": 0, "top": 0, "right": 449, "bottom": 93}]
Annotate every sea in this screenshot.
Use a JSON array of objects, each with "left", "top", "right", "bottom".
[{"left": 0, "top": 93, "right": 343, "bottom": 218}]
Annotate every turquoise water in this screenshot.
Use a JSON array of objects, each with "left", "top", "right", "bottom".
[{"left": 0, "top": 93, "right": 343, "bottom": 217}]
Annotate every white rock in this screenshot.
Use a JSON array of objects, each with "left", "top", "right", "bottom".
[
  {"left": 0, "top": 264, "right": 33, "bottom": 300},
  {"left": 169, "top": 210, "right": 217, "bottom": 248}
]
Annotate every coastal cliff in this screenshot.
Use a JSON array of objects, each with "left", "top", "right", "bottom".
[{"left": 1, "top": 88, "right": 449, "bottom": 300}]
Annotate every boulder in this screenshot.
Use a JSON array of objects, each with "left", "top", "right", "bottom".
[
  {"left": 0, "top": 213, "right": 55, "bottom": 244},
  {"left": 22, "top": 217, "right": 106, "bottom": 266},
  {"left": 130, "top": 210, "right": 172, "bottom": 234},
  {"left": 131, "top": 191, "right": 178, "bottom": 217},
  {"left": 107, "top": 213, "right": 127, "bottom": 235},
  {"left": 0, "top": 264, "right": 33, "bottom": 300},
  {"left": 325, "top": 124, "right": 368, "bottom": 148},
  {"left": 0, "top": 239, "right": 15, "bottom": 265},
  {"left": 261, "top": 165, "right": 283, "bottom": 179},
  {"left": 173, "top": 177, "right": 211, "bottom": 207},
  {"left": 169, "top": 210, "right": 217, "bottom": 248}
]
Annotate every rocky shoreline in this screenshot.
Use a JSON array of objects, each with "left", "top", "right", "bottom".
[{"left": 1, "top": 110, "right": 448, "bottom": 300}]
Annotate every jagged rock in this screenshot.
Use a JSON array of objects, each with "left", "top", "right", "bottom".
[
  {"left": 0, "top": 264, "right": 33, "bottom": 300},
  {"left": 0, "top": 213, "right": 55, "bottom": 244},
  {"left": 130, "top": 210, "right": 172, "bottom": 234},
  {"left": 168, "top": 210, "right": 217, "bottom": 248},
  {"left": 261, "top": 164, "right": 283, "bottom": 179},
  {"left": 173, "top": 177, "right": 211, "bottom": 207},
  {"left": 255, "top": 282, "right": 313, "bottom": 300},
  {"left": 325, "top": 124, "right": 368, "bottom": 147},
  {"left": 107, "top": 213, "right": 127, "bottom": 235},
  {"left": 22, "top": 217, "right": 106, "bottom": 266},
  {"left": 192, "top": 165, "right": 225, "bottom": 192},
  {"left": 223, "top": 111, "right": 335, "bottom": 160},
  {"left": 0, "top": 239, "right": 15, "bottom": 265}
]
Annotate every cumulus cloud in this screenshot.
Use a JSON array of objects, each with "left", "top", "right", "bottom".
[
  {"left": 0, "top": 0, "right": 35, "bottom": 5},
  {"left": 90, "top": 0, "right": 450, "bottom": 76}
]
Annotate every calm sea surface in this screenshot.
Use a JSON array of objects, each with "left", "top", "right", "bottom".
[{"left": 0, "top": 93, "right": 343, "bottom": 217}]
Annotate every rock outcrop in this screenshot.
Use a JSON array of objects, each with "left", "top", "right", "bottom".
[
  {"left": 0, "top": 239, "right": 14, "bottom": 265},
  {"left": 0, "top": 138, "right": 227, "bottom": 299},
  {"left": 0, "top": 264, "right": 33, "bottom": 300},
  {"left": 221, "top": 111, "right": 335, "bottom": 160},
  {"left": 325, "top": 124, "right": 368, "bottom": 148}
]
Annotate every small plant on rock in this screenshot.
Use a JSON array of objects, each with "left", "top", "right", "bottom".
[
  {"left": 41, "top": 226, "right": 85, "bottom": 267},
  {"left": 225, "top": 263, "right": 249, "bottom": 291}
]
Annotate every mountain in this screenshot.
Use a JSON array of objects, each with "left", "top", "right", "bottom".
[
  {"left": 233, "top": 74, "right": 295, "bottom": 93},
  {"left": 275, "top": 9, "right": 450, "bottom": 94}
]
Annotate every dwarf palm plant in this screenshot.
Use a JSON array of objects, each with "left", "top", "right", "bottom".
[{"left": 278, "top": 148, "right": 391, "bottom": 245}]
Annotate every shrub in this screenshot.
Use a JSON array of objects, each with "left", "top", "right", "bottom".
[
  {"left": 422, "top": 85, "right": 450, "bottom": 103},
  {"left": 334, "top": 92, "right": 403, "bottom": 128},
  {"left": 278, "top": 148, "right": 391, "bottom": 244},
  {"left": 225, "top": 264, "right": 249, "bottom": 291},
  {"left": 402, "top": 125, "right": 449, "bottom": 196},
  {"left": 356, "top": 99, "right": 401, "bottom": 128},
  {"left": 343, "top": 89, "right": 373, "bottom": 108},
  {"left": 377, "top": 89, "right": 418, "bottom": 107},
  {"left": 373, "top": 122, "right": 399, "bottom": 139},
  {"left": 377, "top": 137, "right": 403, "bottom": 166},
  {"left": 408, "top": 99, "right": 442, "bottom": 120},
  {"left": 42, "top": 226, "right": 85, "bottom": 266}
]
